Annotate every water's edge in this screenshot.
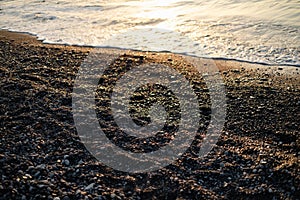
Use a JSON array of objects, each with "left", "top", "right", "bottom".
[
  {"left": 3, "top": 29, "right": 299, "bottom": 68},
  {"left": 0, "top": 28, "right": 300, "bottom": 68}
]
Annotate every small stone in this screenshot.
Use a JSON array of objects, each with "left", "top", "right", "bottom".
[
  {"left": 95, "top": 195, "right": 104, "bottom": 200},
  {"left": 291, "top": 186, "right": 295, "bottom": 191},
  {"left": 38, "top": 184, "right": 46, "bottom": 188},
  {"left": 84, "top": 183, "right": 95, "bottom": 190},
  {"left": 34, "top": 171, "right": 40, "bottom": 178},
  {"left": 220, "top": 162, "right": 225, "bottom": 167},
  {"left": 260, "top": 78, "right": 268, "bottom": 81},
  {"left": 36, "top": 164, "right": 46, "bottom": 169},
  {"left": 231, "top": 69, "right": 240, "bottom": 73},
  {"left": 268, "top": 188, "right": 273, "bottom": 193},
  {"left": 78, "top": 159, "right": 84, "bottom": 165},
  {"left": 63, "top": 159, "right": 70, "bottom": 166},
  {"left": 260, "top": 160, "right": 267, "bottom": 164}
]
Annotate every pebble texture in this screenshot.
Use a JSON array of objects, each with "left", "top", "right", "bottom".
[{"left": 0, "top": 31, "right": 299, "bottom": 199}]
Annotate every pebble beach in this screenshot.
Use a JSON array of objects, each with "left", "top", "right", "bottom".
[{"left": 0, "top": 30, "right": 299, "bottom": 199}]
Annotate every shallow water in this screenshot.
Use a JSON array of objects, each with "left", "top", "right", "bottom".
[{"left": 1, "top": 0, "right": 299, "bottom": 65}]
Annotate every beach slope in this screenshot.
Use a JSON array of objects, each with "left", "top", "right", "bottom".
[{"left": 0, "top": 30, "right": 299, "bottom": 199}]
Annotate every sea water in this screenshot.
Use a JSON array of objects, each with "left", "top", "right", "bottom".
[{"left": 1, "top": 0, "right": 299, "bottom": 65}]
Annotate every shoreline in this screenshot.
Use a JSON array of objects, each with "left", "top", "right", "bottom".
[
  {"left": 2, "top": 29, "right": 300, "bottom": 68},
  {"left": 0, "top": 30, "right": 299, "bottom": 199}
]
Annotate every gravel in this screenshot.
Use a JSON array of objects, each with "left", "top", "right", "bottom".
[{"left": 0, "top": 30, "right": 299, "bottom": 199}]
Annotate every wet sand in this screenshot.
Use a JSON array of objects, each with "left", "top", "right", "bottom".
[{"left": 0, "top": 30, "right": 299, "bottom": 199}]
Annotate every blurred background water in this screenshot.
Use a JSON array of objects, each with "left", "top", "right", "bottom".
[{"left": 1, "top": 0, "right": 299, "bottom": 65}]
